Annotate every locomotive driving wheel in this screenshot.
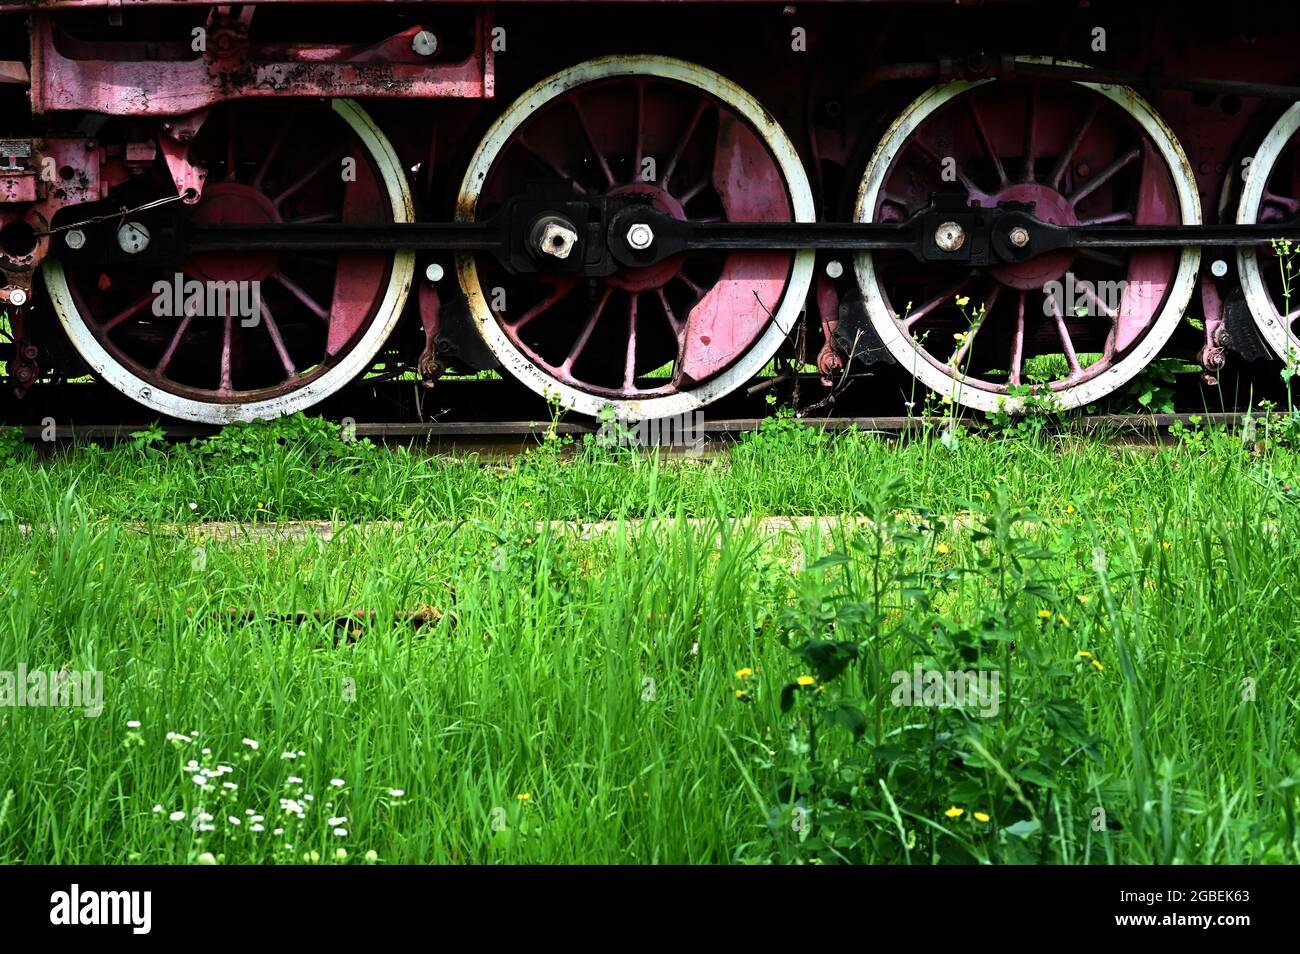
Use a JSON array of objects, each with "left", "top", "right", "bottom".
[
  {"left": 853, "top": 62, "right": 1201, "bottom": 412},
  {"left": 1236, "top": 103, "right": 1300, "bottom": 363},
  {"left": 43, "top": 99, "right": 415, "bottom": 424},
  {"left": 456, "top": 55, "right": 815, "bottom": 419}
]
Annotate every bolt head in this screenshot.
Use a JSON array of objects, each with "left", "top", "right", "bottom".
[
  {"left": 1211, "top": 258, "right": 1229, "bottom": 278},
  {"left": 1008, "top": 226, "right": 1031, "bottom": 249},
  {"left": 65, "top": 228, "right": 86, "bottom": 250},
  {"left": 411, "top": 30, "right": 438, "bottom": 56},
  {"left": 934, "top": 221, "right": 966, "bottom": 253},
  {"left": 825, "top": 260, "right": 844, "bottom": 279},
  {"left": 425, "top": 262, "right": 444, "bottom": 282},
  {"left": 537, "top": 221, "right": 578, "bottom": 260},
  {"left": 9, "top": 287, "right": 27, "bottom": 306},
  {"left": 626, "top": 223, "right": 655, "bottom": 251}
]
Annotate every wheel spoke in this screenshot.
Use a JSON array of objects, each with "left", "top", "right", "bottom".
[
  {"left": 509, "top": 276, "right": 580, "bottom": 329},
  {"left": 1069, "top": 147, "right": 1140, "bottom": 206},
  {"left": 259, "top": 301, "right": 298, "bottom": 379},
  {"left": 656, "top": 287, "right": 683, "bottom": 337},
  {"left": 101, "top": 292, "right": 155, "bottom": 334},
  {"left": 219, "top": 311, "right": 234, "bottom": 393},
  {"left": 252, "top": 121, "right": 291, "bottom": 190},
  {"left": 677, "top": 178, "right": 709, "bottom": 204},
  {"left": 633, "top": 80, "right": 646, "bottom": 183},
  {"left": 914, "top": 140, "right": 983, "bottom": 196},
  {"left": 154, "top": 312, "right": 194, "bottom": 376},
  {"left": 570, "top": 96, "right": 615, "bottom": 188},
  {"left": 273, "top": 146, "right": 346, "bottom": 209},
  {"left": 901, "top": 275, "right": 973, "bottom": 328},
  {"left": 1046, "top": 291, "right": 1083, "bottom": 375},
  {"left": 967, "top": 98, "right": 1008, "bottom": 187},
  {"left": 1049, "top": 101, "right": 1100, "bottom": 190},
  {"left": 560, "top": 286, "right": 612, "bottom": 371},
  {"left": 516, "top": 136, "right": 587, "bottom": 194},
  {"left": 1009, "top": 291, "right": 1026, "bottom": 385},
  {"left": 1022, "top": 85, "right": 1039, "bottom": 182},
  {"left": 273, "top": 269, "right": 330, "bottom": 321},
  {"left": 1080, "top": 282, "right": 1118, "bottom": 320},
  {"left": 623, "top": 294, "right": 639, "bottom": 390},
  {"left": 662, "top": 98, "right": 709, "bottom": 186},
  {"left": 678, "top": 273, "right": 706, "bottom": 298},
  {"left": 1078, "top": 210, "right": 1135, "bottom": 225}
]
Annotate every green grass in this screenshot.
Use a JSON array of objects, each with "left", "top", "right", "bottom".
[{"left": 0, "top": 415, "right": 1298, "bottom": 863}]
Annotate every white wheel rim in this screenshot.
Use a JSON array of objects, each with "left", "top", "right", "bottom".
[
  {"left": 853, "top": 62, "right": 1201, "bottom": 413},
  {"left": 1236, "top": 102, "right": 1300, "bottom": 363},
  {"left": 455, "top": 55, "right": 816, "bottom": 420},
  {"left": 43, "top": 99, "right": 416, "bottom": 424}
]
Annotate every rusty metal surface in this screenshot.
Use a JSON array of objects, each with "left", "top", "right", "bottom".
[{"left": 27, "top": 15, "right": 493, "bottom": 116}]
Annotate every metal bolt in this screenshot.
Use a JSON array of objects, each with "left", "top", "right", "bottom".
[
  {"left": 934, "top": 221, "right": 966, "bottom": 253},
  {"left": 117, "top": 221, "right": 150, "bottom": 254},
  {"left": 65, "top": 229, "right": 86, "bottom": 250},
  {"left": 1211, "top": 258, "right": 1229, "bottom": 278},
  {"left": 531, "top": 217, "right": 579, "bottom": 261},
  {"left": 411, "top": 30, "right": 438, "bottom": 56},
  {"left": 425, "top": 262, "right": 444, "bottom": 282},
  {"left": 825, "top": 260, "right": 844, "bottom": 279},
  {"left": 9, "top": 287, "right": 27, "bottom": 306},
  {"left": 139, "top": 386, "right": 151, "bottom": 400},
  {"left": 626, "top": 223, "right": 655, "bottom": 251},
  {"left": 1008, "top": 226, "right": 1030, "bottom": 249}
]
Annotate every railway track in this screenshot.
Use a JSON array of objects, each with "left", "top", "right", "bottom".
[{"left": 6, "top": 408, "right": 1267, "bottom": 451}]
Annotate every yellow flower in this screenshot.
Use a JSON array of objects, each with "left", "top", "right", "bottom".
[
  {"left": 1066, "top": 504, "right": 1076, "bottom": 514},
  {"left": 955, "top": 295, "right": 971, "bottom": 307},
  {"left": 796, "top": 675, "right": 816, "bottom": 687},
  {"left": 516, "top": 793, "right": 532, "bottom": 801},
  {"left": 974, "top": 812, "right": 991, "bottom": 823},
  {"left": 1076, "top": 650, "right": 1093, "bottom": 659},
  {"left": 944, "top": 806, "right": 964, "bottom": 819},
  {"left": 735, "top": 690, "right": 748, "bottom": 699},
  {"left": 953, "top": 332, "right": 966, "bottom": 342},
  {"left": 935, "top": 542, "right": 950, "bottom": 554},
  {"left": 1037, "top": 609, "right": 1052, "bottom": 619},
  {"left": 1077, "top": 594, "right": 1090, "bottom": 604},
  {"left": 257, "top": 502, "right": 264, "bottom": 510},
  {"left": 735, "top": 667, "right": 754, "bottom": 680},
  {"left": 1161, "top": 541, "right": 1172, "bottom": 551},
  {"left": 1091, "top": 660, "right": 1104, "bottom": 671}
]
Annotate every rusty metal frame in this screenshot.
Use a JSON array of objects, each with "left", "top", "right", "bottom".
[{"left": 25, "top": 8, "right": 494, "bottom": 117}]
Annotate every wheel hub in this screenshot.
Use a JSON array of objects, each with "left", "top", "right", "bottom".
[
  {"left": 987, "top": 182, "right": 1077, "bottom": 289},
  {"left": 186, "top": 182, "right": 282, "bottom": 283},
  {"left": 602, "top": 183, "right": 686, "bottom": 292}
]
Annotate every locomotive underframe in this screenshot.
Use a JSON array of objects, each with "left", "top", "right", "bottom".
[{"left": 3, "top": 1, "right": 1299, "bottom": 417}]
